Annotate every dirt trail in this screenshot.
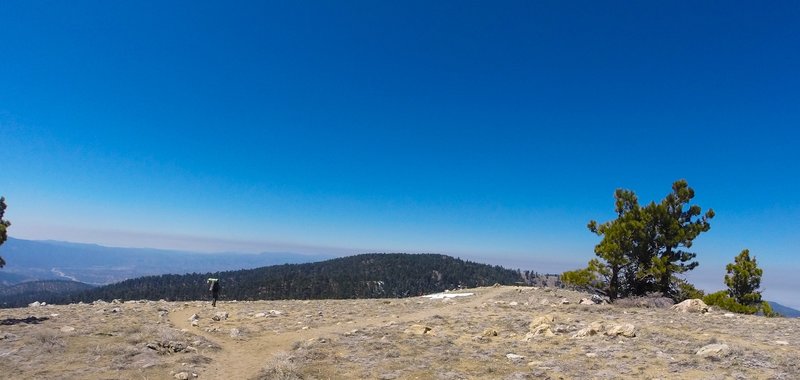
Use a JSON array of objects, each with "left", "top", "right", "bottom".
[{"left": 168, "top": 287, "right": 508, "bottom": 379}]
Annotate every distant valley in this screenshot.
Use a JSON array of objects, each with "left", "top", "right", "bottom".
[{"left": 0, "top": 237, "right": 333, "bottom": 286}]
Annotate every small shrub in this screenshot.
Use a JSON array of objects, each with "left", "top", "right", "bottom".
[
  {"left": 34, "top": 330, "right": 66, "bottom": 353},
  {"left": 672, "top": 279, "right": 705, "bottom": 302},
  {"left": 254, "top": 352, "right": 304, "bottom": 380},
  {"left": 760, "top": 301, "right": 782, "bottom": 318},
  {"left": 703, "top": 291, "right": 757, "bottom": 314}
]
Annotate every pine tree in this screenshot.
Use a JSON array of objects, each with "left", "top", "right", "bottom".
[
  {"left": 586, "top": 189, "right": 639, "bottom": 299},
  {"left": 572, "top": 180, "right": 713, "bottom": 301},
  {"left": 0, "top": 196, "right": 11, "bottom": 268},
  {"left": 724, "top": 249, "right": 763, "bottom": 306},
  {"left": 649, "top": 180, "right": 714, "bottom": 297}
]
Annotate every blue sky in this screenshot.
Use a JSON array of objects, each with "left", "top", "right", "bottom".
[{"left": 1, "top": 2, "right": 799, "bottom": 307}]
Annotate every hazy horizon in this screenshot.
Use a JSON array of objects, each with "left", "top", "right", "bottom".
[{"left": 5, "top": 234, "right": 799, "bottom": 311}]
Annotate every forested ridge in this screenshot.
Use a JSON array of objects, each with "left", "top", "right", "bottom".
[
  {"left": 0, "top": 280, "right": 95, "bottom": 307},
  {"left": 45, "top": 253, "right": 526, "bottom": 305}
]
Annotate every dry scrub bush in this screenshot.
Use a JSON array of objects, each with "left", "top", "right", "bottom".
[
  {"left": 33, "top": 330, "right": 66, "bottom": 353},
  {"left": 254, "top": 352, "right": 305, "bottom": 380},
  {"left": 110, "top": 345, "right": 147, "bottom": 370}
]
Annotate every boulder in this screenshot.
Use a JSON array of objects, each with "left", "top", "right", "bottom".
[
  {"left": 404, "top": 324, "right": 432, "bottom": 335},
  {"left": 212, "top": 311, "right": 229, "bottom": 321},
  {"left": 605, "top": 323, "right": 636, "bottom": 337},
  {"left": 530, "top": 324, "right": 555, "bottom": 337},
  {"left": 529, "top": 315, "right": 555, "bottom": 331},
  {"left": 579, "top": 298, "right": 595, "bottom": 305},
  {"left": 572, "top": 321, "right": 604, "bottom": 338},
  {"left": 28, "top": 301, "right": 42, "bottom": 307},
  {"left": 482, "top": 328, "right": 498, "bottom": 337},
  {"left": 696, "top": 343, "right": 730, "bottom": 357},
  {"left": 506, "top": 353, "right": 526, "bottom": 363},
  {"left": 671, "top": 299, "right": 709, "bottom": 314}
]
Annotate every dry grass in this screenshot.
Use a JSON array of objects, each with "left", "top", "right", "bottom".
[
  {"left": 253, "top": 352, "right": 305, "bottom": 380},
  {"left": 1, "top": 287, "right": 798, "bottom": 379}
]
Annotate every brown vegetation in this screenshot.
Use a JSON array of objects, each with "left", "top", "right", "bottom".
[{"left": 1, "top": 286, "right": 797, "bottom": 379}]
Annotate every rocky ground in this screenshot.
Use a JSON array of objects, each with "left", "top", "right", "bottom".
[{"left": 1, "top": 286, "right": 798, "bottom": 379}]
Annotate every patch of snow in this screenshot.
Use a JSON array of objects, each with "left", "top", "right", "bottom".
[{"left": 422, "top": 292, "right": 474, "bottom": 299}]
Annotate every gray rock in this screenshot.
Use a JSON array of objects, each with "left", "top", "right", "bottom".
[
  {"left": 530, "top": 324, "right": 555, "bottom": 337},
  {"left": 404, "top": 324, "right": 432, "bottom": 335},
  {"left": 696, "top": 343, "right": 730, "bottom": 357},
  {"left": 672, "top": 299, "right": 709, "bottom": 314},
  {"left": 0, "top": 333, "right": 19, "bottom": 341},
  {"left": 605, "top": 323, "right": 636, "bottom": 337},
  {"left": 529, "top": 315, "right": 555, "bottom": 331},
  {"left": 572, "top": 321, "right": 604, "bottom": 338}
]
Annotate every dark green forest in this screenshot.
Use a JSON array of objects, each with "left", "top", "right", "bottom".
[
  {"left": 36, "top": 253, "right": 528, "bottom": 306},
  {"left": 0, "top": 280, "right": 95, "bottom": 307}
]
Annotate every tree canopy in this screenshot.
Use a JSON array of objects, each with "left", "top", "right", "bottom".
[
  {"left": 564, "top": 180, "right": 714, "bottom": 300},
  {"left": 724, "top": 249, "right": 763, "bottom": 306},
  {"left": 0, "top": 196, "right": 10, "bottom": 268}
]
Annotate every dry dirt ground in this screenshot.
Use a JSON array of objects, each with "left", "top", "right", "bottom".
[{"left": 1, "top": 286, "right": 798, "bottom": 379}]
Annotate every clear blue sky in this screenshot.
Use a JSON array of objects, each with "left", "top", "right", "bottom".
[{"left": 1, "top": 2, "right": 799, "bottom": 307}]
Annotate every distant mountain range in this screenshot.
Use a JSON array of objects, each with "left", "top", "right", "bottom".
[
  {"left": 0, "top": 237, "right": 334, "bottom": 286},
  {"left": 768, "top": 302, "right": 800, "bottom": 318}
]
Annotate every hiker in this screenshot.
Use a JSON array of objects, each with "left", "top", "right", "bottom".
[{"left": 208, "top": 278, "right": 220, "bottom": 307}]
